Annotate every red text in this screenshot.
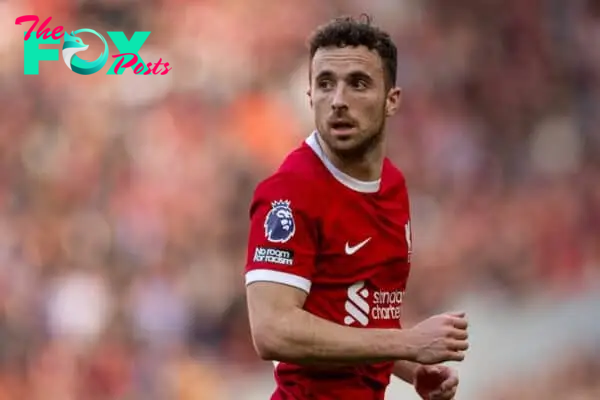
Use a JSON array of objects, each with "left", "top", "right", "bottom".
[
  {"left": 15, "top": 15, "right": 64, "bottom": 41},
  {"left": 112, "top": 53, "right": 172, "bottom": 75}
]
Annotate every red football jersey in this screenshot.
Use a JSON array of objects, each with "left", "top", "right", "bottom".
[{"left": 245, "top": 131, "right": 413, "bottom": 400}]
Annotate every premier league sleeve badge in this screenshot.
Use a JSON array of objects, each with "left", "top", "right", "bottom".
[{"left": 264, "top": 200, "right": 296, "bottom": 243}]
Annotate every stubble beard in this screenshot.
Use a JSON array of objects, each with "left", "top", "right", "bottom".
[{"left": 320, "top": 114, "right": 386, "bottom": 163}]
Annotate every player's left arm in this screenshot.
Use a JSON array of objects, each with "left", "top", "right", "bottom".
[
  {"left": 394, "top": 188, "right": 419, "bottom": 385},
  {"left": 392, "top": 360, "right": 418, "bottom": 384},
  {"left": 395, "top": 361, "right": 461, "bottom": 400},
  {"left": 395, "top": 184, "right": 461, "bottom": 399}
]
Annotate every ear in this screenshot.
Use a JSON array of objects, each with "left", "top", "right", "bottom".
[
  {"left": 385, "top": 87, "right": 401, "bottom": 117},
  {"left": 307, "top": 65, "right": 314, "bottom": 108},
  {"left": 306, "top": 87, "right": 313, "bottom": 108}
]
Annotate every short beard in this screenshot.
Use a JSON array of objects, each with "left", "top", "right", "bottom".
[{"left": 327, "top": 117, "right": 386, "bottom": 162}]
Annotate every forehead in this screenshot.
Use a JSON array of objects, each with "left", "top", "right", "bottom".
[{"left": 311, "top": 46, "right": 385, "bottom": 78}]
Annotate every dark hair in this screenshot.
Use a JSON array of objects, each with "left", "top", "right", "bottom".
[{"left": 308, "top": 14, "right": 397, "bottom": 87}]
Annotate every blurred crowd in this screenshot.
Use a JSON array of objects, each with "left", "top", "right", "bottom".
[
  {"left": 485, "top": 346, "right": 600, "bottom": 400},
  {"left": 0, "top": 0, "right": 599, "bottom": 398}
]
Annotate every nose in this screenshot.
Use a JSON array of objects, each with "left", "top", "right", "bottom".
[{"left": 331, "top": 84, "right": 348, "bottom": 111}]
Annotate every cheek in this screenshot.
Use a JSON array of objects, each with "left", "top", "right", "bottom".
[
  {"left": 360, "top": 99, "right": 386, "bottom": 119},
  {"left": 313, "top": 98, "right": 329, "bottom": 114}
]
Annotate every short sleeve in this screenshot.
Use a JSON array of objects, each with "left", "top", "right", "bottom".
[{"left": 245, "top": 174, "right": 317, "bottom": 294}]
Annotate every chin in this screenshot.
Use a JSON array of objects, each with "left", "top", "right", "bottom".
[
  {"left": 327, "top": 135, "right": 368, "bottom": 156},
  {"left": 328, "top": 130, "right": 383, "bottom": 158}
]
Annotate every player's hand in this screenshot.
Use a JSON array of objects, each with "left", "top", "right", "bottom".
[
  {"left": 406, "top": 311, "right": 469, "bottom": 365},
  {"left": 414, "top": 364, "right": 459, "bottom": 400}
]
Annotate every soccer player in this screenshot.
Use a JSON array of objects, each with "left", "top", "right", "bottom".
[{"left": 244, "top": 15, "right": 469, "bottom": 400}]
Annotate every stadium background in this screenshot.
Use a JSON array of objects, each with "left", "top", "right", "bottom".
[{"left": 1, "top": 0, "right": 599, "bottom": 398}]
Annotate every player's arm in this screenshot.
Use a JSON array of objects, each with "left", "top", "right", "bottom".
[
  {"left": 392, "top": 360, "right": 419, "bottom": 384},
  {"left": 247, "top": 281, "right": 416, "bottom": 364},
  {"left": 247, "top": 282, "right": 468, "bottom": 365}
]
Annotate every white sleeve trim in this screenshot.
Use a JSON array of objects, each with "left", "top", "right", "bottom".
[{"left": 245, "top": 269, "right": 312, "bottom": 293}]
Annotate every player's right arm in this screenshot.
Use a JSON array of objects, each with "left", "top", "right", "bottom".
[
  {"left": 244, "top": 174, "right": 469, "bottom": 365},
  {"left": 247, "top": 283, "right": 468, "bottom": 365},
  {"left": 248, "top": 281, "right": 412, "bottom": 364}
]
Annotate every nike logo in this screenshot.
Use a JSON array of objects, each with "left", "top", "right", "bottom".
[{"left": 345, "top": 237, "right": 371, "bottom": 255}]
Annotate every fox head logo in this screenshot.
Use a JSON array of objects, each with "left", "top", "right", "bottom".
[
  {"left": 61, "top": 29, "right": 109, "bottom": 75},
  {"left": 62, "top": 31, "right": 88, "bottom": 67}
]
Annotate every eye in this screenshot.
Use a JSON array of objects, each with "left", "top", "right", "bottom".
[
  {"left": 351, "top": 78, "right": 368, "bottom": 90},
  {"left": 317, "top": 79, "right": 334, "bottom": 90}
]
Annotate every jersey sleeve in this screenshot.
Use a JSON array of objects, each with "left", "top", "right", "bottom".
[{"left": 245, "top": 174, "right": 318, "bottom": 294}]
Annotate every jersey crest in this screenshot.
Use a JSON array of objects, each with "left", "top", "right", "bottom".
[{"left": 264, "top": 200, "right": 296, "bottom": 243}]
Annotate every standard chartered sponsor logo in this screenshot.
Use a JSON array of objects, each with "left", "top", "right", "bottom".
[
  {"left": 344, "top": 281, "right": 404, "bottom": 326},
  {"left": 372, "top": 288, "right": 404, "bottom": 320},
  {"left": 344, "top": 281, "right": 370, "bottom": 326}
]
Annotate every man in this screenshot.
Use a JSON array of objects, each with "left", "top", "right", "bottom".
[{"left": 244, "top": 15, "right": 469, "bottom": 400}]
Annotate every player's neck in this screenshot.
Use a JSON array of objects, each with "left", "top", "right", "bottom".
[{"left": 317, "top": 135, "right": 384, "bottom": 182}]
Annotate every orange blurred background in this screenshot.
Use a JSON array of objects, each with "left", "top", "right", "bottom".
[{"left": 0, "top": 0, "right": 599, "bottom": 398}]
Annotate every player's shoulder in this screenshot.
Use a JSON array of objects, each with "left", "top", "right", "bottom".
[
  {"left": 380, "top": 158, "right": 410, "bottom": 203},
  {"left": 383, "top": 158, "right": 407, "bottom": 188},
  {"left": 254, "top": 141, "right": 325, "bottom": 194},
  {"left": 252, "top": 140, "right": 326, "bottom": 207}
]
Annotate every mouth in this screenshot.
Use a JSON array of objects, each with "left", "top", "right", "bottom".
[{"left": 329, "top": 120, "right": 357, "bottom": 136}]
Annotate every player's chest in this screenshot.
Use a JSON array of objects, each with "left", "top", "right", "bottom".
[{"left": 315, "top": 198, "right": 412, "bottom": 282}]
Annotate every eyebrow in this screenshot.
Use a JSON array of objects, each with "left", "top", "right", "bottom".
[
  {"left": 314, "top": 70, "right": 334, "bottom": 80},
  {"left": 314, "top": 70, "right": 373, "bottom": 80},
  {"left": 347, "top": 71, "right": 373, "bottom": 81}
]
